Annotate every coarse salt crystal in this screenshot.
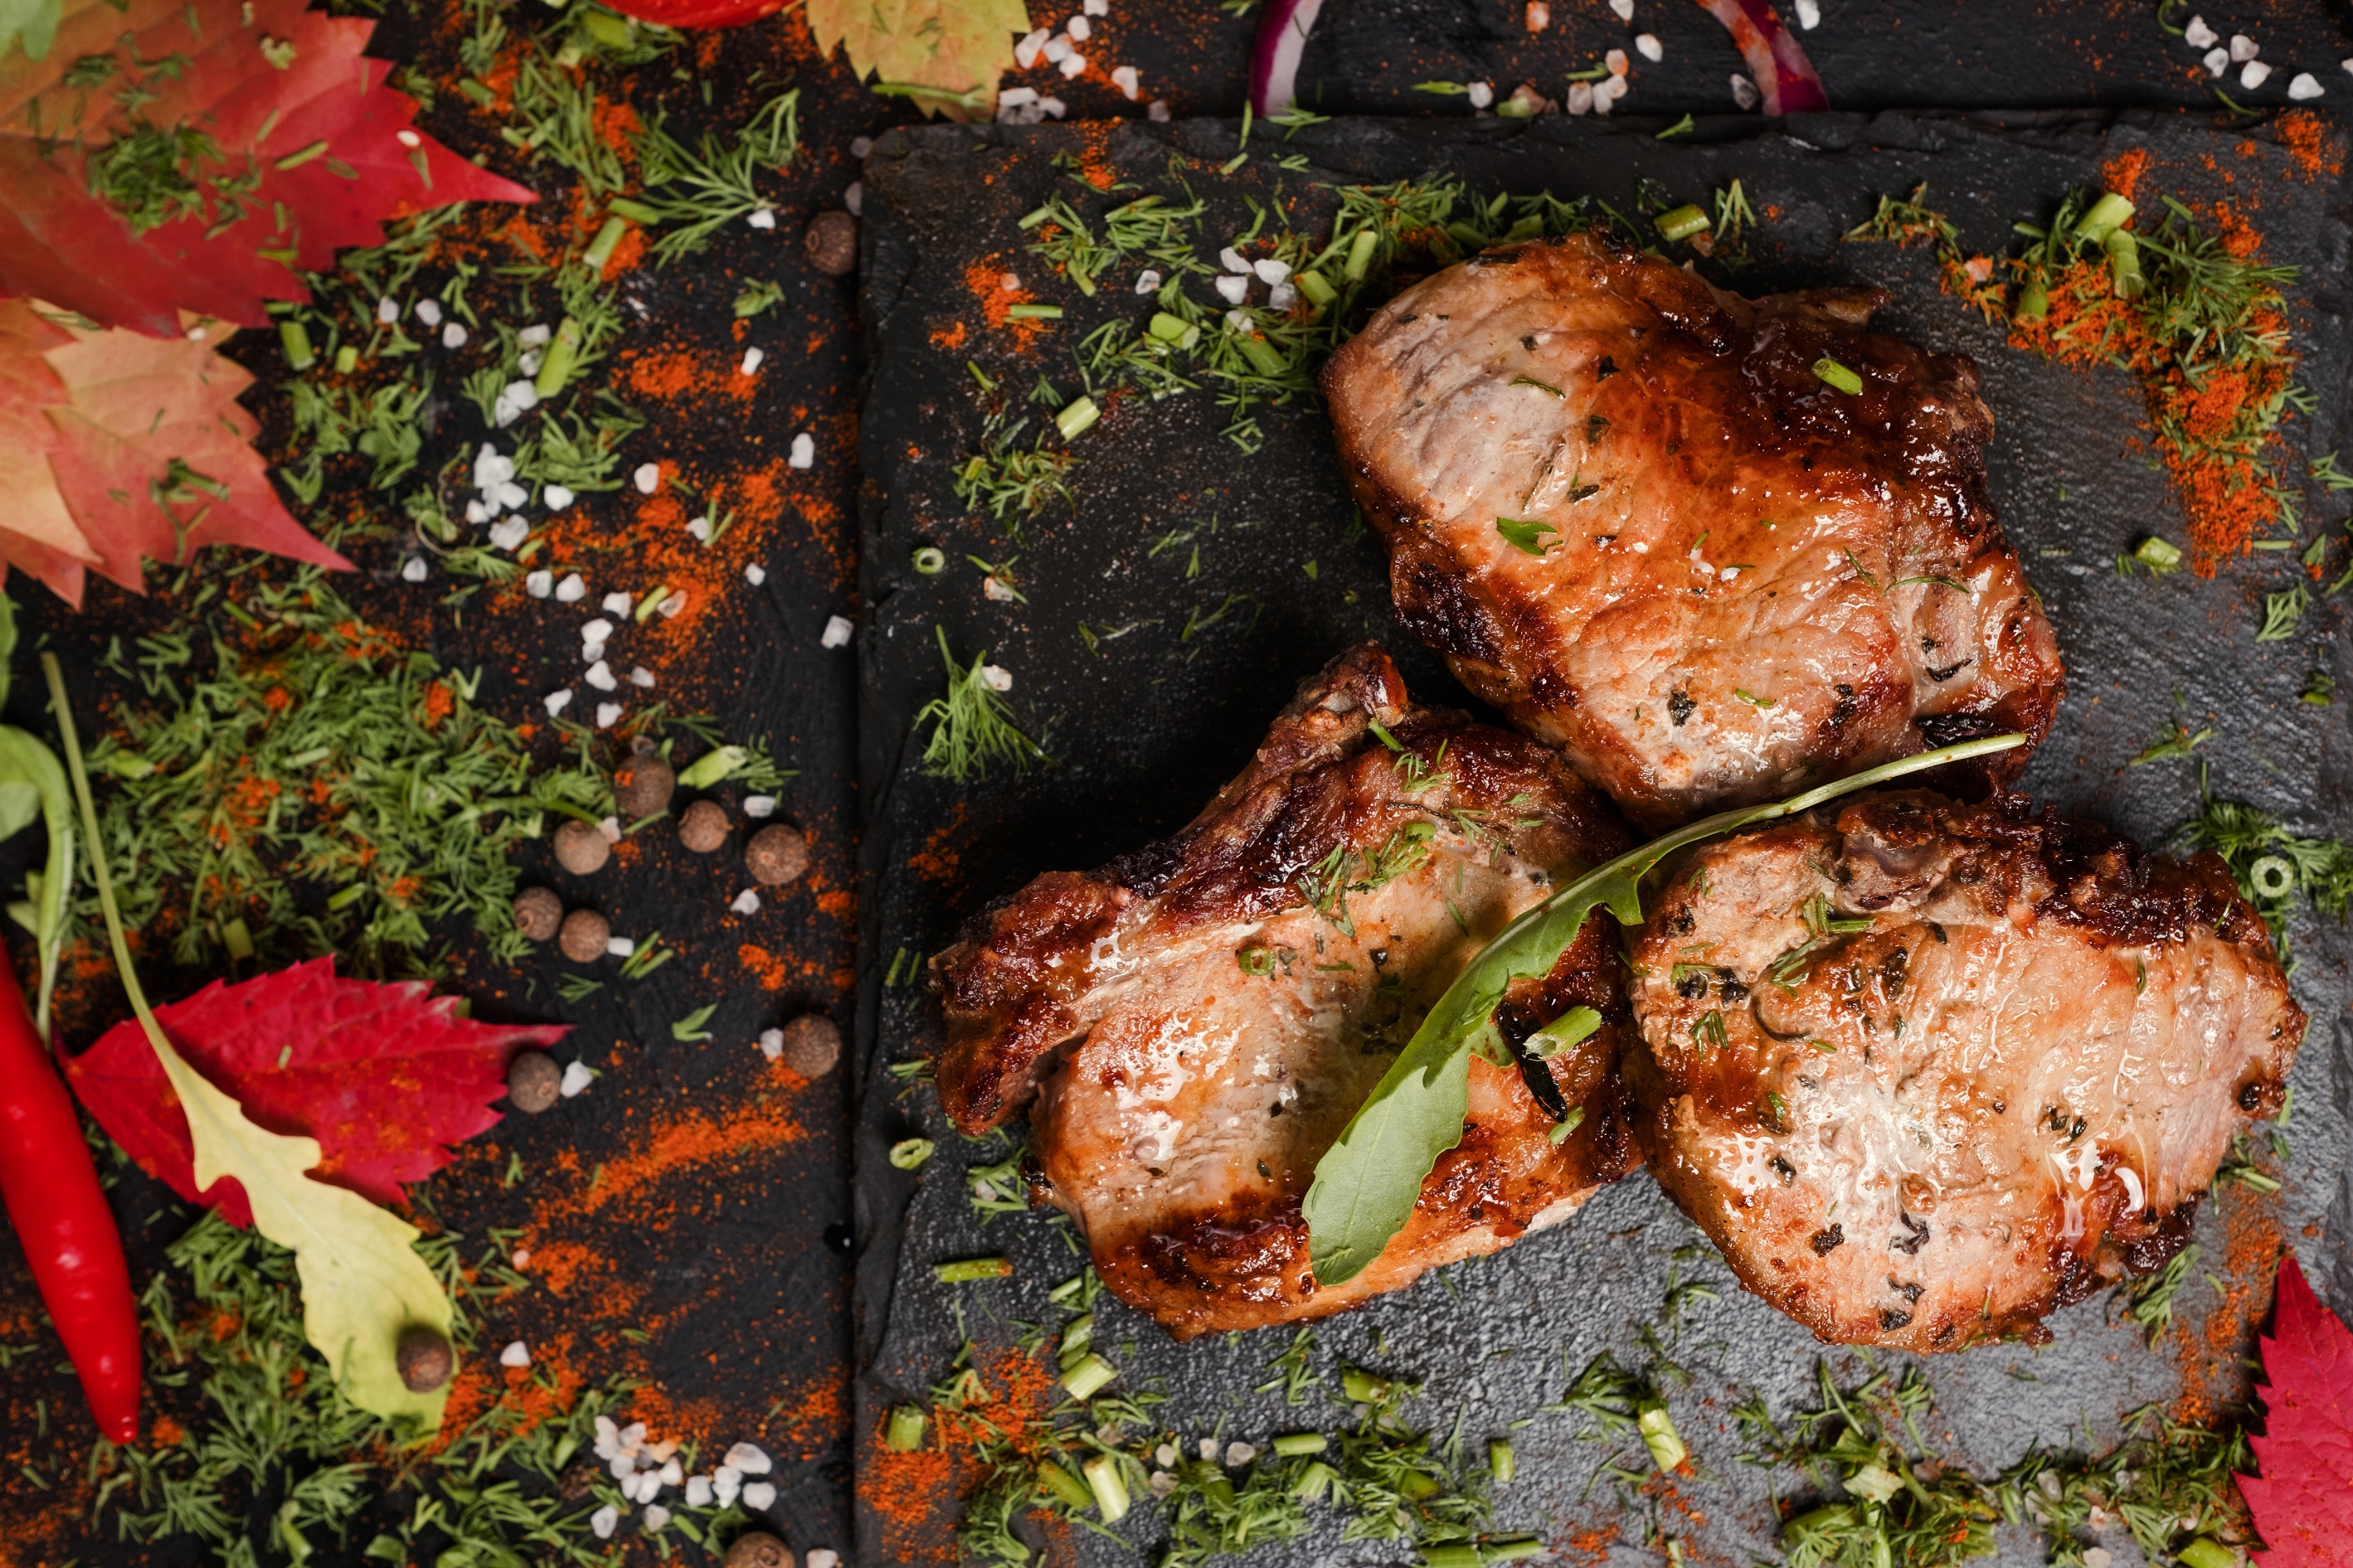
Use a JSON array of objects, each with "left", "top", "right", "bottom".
[
  {"left": 2344, "top": 57, "right": 2353, "bottom": 74},
  {"left": 377, "top": 298, "right": 401, "bottom": 324},
  {"left": 715, "top": 1464, "right": 741, "bottom": 1486},
  {"left": 596, "top": 1416, "right": 617, "bottom": 1441},
  {"left": 518, "top": 323, "right": 552, "bottom": 347},
  {"left": 1060, "top": 51, "right": 1087, "bottom": 76},
  {"left": 1253, "top": 257, "right": 1291, "bottom": 284},
  {"left": 2183, "top": 14, "right": 2215, "bottom": 47},
  {"left": 495, "top": 479, "right": 529, "bottom": 510},
  {"left": 823, "top": 614, "right": 855, "bottom": 648},
  {"left": 688, "top": 517, "right": 712, "bottom": 543},
  {"left": 2289, "top": 70, "right": 2325, "bottom": 99},
  {"left": 394, "top": 127, "right": 421, "bottom": 147},
  {"left": 513, "top": 1248, "right": 530, "bottom": 1267},
  {"left": 1595, "top": 72, "right": 1627, "bottom": 107},
  {"left": 609, "top": 1453, "right": 637, "bottom": 1480},
  {"left": 586, "top": 662, "right": 618, "bottom": 692},
  {"left": 442, "top": 322, "right": 469, "bottom": 348},
  {"left": 1729, "top": 73, "right": 1758, "bottom": 109},
  {"left": 543, "top": 688, "right": 573, "bottom": 716},
  {"left": 474, "top": 444, "right": 511, "bottom": 488},
  {"left": 493, "top": 381, "right": 537, "bottom": 425},
  {"left": 581, "top": 616, "right": 615, "bottom": 641},
  {"left": 489, "top": 517, "right": 529, "bottom": 551},
  {"left": 606, "top": 938, "right": 634, "bottom": 960},
  {"left": 634, "top": 462, "right": 661, "bottom": 494},
  {"left": 1635, "top": 32, "right": 1661, "bottom": 60},
  {"left": 642, "top": 1504, "right": 671, "bottom": 1532},
  {"left": 1067, "top": 15, "right": 1090, "bottom": 40},
  {"left": 1015, "top": 27, "right": 1049, "bottom": 66},
  {"left": 1219, "top": 245, "right": 1251, "bottom": 274},
  {"left": 745, "top": 563, "right": 767, "bottom": 585},
  {"left": 596, "top": 701, "right": 623, "bottom": 729},
  {"left": 465, "top": 502, "right": 489, "bottom": 530},
  {"left": 790, "top": 432, "right": 816, "bottom": 468},
  {"left": 2242, "top": 59, "right": 2273, "bottom": 87},
  {"left": 499, "top": 1341, "right": 530, "bottom": 1367},
  {"left": 1040, "top": 95, "right": 1068, "bottom": 119},
  {"left": 416, "top": 300, "right": 445, "bottom": 330},
  {"left": 2204, "top": 46, "right": 2228, "bottom": 74},
  {"left": 1526, "top": 0, "right": 1550, "bottom": 29},
  {"left": 601, "top": 591, "right": 633, "bottom": 616},
  {"left": 401, "top": 556, "right": 429, "bottom": 583},
  {"left": 2082, "top": 1552, "right": 2112, "bottom": 1568},
  {"left": 1084, "top": 0, "right": 1106, "bottom": 12},
  {"left": 1215, "top": 274, "right": 1250, "bottom": 304},
  {"left": 1223, "top": 307, "right": 1252, "bottom": 333},
  {"left": 746, "top": 207, "right": 775, "bottom": 229},
  {"left": 519, "top": 349, "right": 543, "bottom": 376},
  {"left": 560, "top": 1061, "right": 594, "bottom": 1097},
  {"left": 1198, "top": 1438, "right": 1219, "bottom": 1461},
  {"left": 659, "top": 590, "right": 688, "bottom": 618},
  {"left": 1608, "top": 0, "right": 1632, "bottom": 16},
  {"left": 619, "top": 1422, "right": 646, "bottom": 1449},
  {"left": 1606, "top": 47, "right": 1628, "bottom": 75},
  {"left": 630, "top": 666, "right": 655, "bottom": 687},
  {"left": 2229, "top": 32, "right": 2256, "bottom": 61},
  {"left": 1135, "top": 267, "right": 1163, "bottom": 294},
  {"left": 1794, "top": 0, "right": 1819, "bottom": 27},
  {"left": 686, "top": 1476, "right": 713, "bottom": 1507},
  {"left": 732, "top": 889, "right": 761, "bottom": 915},
  {"left": 851, "top": 134, "right": 874, "bottom": 157},
  {"left": 544, "top": 483, "right": 574, "bottom": 511},
  {"left": 1466, "top": 80, "right": 1493, "bottom": 107},
  {"left": 726, "top": 1443, "right": 775, "bottom": 1474},
  {"left": 745, "top": 796, "right": 778, "bottom": 819},
  {"left": 1148, "top": 99, "right": 1170, "bottom": 120},
  {"left": 981, "top": 664, "right": 1014, "bottom": 692},
  {"left": 658, "top": 1459, "right": 683, "bottom": 1486},
  {"left": 591, "top": 1507, "right": 619, "bottom": 1540},
  {"left": 741, "top": 1483, "right": 777, "bottom": 1512},
  {"left": 1043, "top": 32, "right": 1072, "bottom": 62},
  {"left": 1224, "top": 1442, "right": 1256, "bottom": 1467},
  {"left": 806, "top": 1554, "right": 839, "bottom": 1568},
  {"left": 556, "top": 572, "right": 586, "bottom": 603},
  {"left": 741, "top": 347, "right": 765, "bottom": 375},
  {"left": 1568, "top": 79, "right": 1595, "bottom": 113},
  {"left": 1267, "top": 280, "right": 1296, "bottom": 311},
  {"left": 1111, "top": 64, "right": 1140, "bottom": 99},
  {"left": 1000, "top": 85, "right": 1039, "bottom": 108}
]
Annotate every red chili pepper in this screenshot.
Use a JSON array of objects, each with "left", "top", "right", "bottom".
[{"left": 0, "top": 945, "right": 139, "bottom": 1442}]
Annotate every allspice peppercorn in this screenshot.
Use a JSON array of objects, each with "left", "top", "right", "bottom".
[
  {"left": 506, "top": 1050, "right": 562, "bottom": 1114},
  {"left": 725, "top": 1534, "right": 794, "bottom": 1568},
  {"left": 396, "top": 1326, "right": 454, "bottom": 1393},
  {"left": 553, "top": 818, "right": 610, "bottom": 875},
  {"left": 776, "top": 1014, "right": 841, "bottom": 1079},
  {"left": 558, "top": 907, "right": 611, "bottom": 964},
  {"left": 615, "top": 754, "right": 676, "bottom": 818},
  {"left": 513, "top": 886, "right": 563, "bottom": 943},
  {"left": 805, "top": 209, "right": 858, "bottom": 276},
  {"left": 745, "top": 823, "right": 809, "bottom": 886},
  {"left": 678, "top": 799, "right": 730, "bottom": 853}
]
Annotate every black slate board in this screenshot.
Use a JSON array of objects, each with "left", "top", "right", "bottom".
[{"left": 853, "top": 109, "right": 2353, "bottom": 1566}]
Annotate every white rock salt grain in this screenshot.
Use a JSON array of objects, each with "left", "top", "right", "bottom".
[
  {"left": 1606, "top": 46, "right": 1629, "bottom": 75},
  {"left": 2229, "top": 32, "right": 2257, "bottom": 61},
  {"left": 741, "top": 347, "right": 765, "bottom": 375},
  {"left": 544, "top": 483, "right": 575, "bottom": 511},
  {"left": 581, "top": 616, "right": 615, "bottom": 642},
  {"left": 377, "top": 298, "right": 401, "bottom": 324},
  {"left": 688, "top": 517, "right": 713, "bottom": 543},
  {"left": 659, "top": 1459, "right": 683, "bottom": 1486},
  {"left": 725, "top": 1443, "right": 774, "bottom": 1474},
  {"left": 641, "top": 1504, "right": 672, "bottom": 1531},
  {"left": 489, "top": 517, "right": 529, "bottom": 551},
  {"left": 1220, "top": 245, "right": 1251, "bottom": 274},
  {"left": 1067, "top": 15, "right": 1091, "bottom": 41},
  {"left": 1609, "top": 0, "right": 1632, "bottom": 16},
  {"left": 806, "top": 1553, "right": 840, "bottom": 1568},
  {"left": 1253, "top": 257, "right": 1291, "bottom": 284},
  {"left": 544, "top": 688, "right": 574, "bottom": 716},
  {"left": 981, "top": 664, "right": 1014, "bottom": 692},
  {"left": 1043, "top": 32, "right": 1072, "bottom": 62},
  {"left": 741, "top": 1483, "right": 777, "bottom": 1512},
  {"left": 1267, "top": 280, "right": 1296, "bottom": 311},
  {"left": 790, "top": 432, "right": 816, "bottom": 468},
  {"left": 586, "top": 662, "right": 619, "bottom": 692},
  {"left": 556, "top": 572, "right": 587, "bottom": 603},
  {"left": 1794, "top": 0, "right": 1819, "bottom": 27},
  {"left": 2183, "top": 14, "right": 2215, "bottom": 47},
  {"left": 844, "top": 182, "right": 863, "bottom": 216},
  {"left": 745, "top": 563, "right": 767, "bottom": 585},
  {"left": 495, "top": 480, "right": 529, "bottom": 511},
  {"left": 1223, "top": 1442, "right": 1256, "bottom": 1468},
  {"left": 493, "top": 381, "right": 538, "bottom": 425},
  {"left": 519, "top": 349, "right": 544, "bottom": 376},
  {"left": 1198, "top": 1438, "right": 1219, "bottom": 1462},
  {"left": 591, "top": 1507, "right": 620, "bottom": 1540},
  {"left": 1062, "top": 54, "right": 1091, "bottom": 80},
  {"left": 1568, "top": 79, "right": 1595, "bottom": 113},
  {"left": 559, "top": 1061, "right": 595, "bottom": 1100},
  {"left": 1015, "top": 27, "right": 1048, "bottom": 66},
  {"left": 851, "top": 135, "right": 875, "bottom": 158},
  {"left": 630, "top": 667, "right": 656, "bottom": 688},
  {"left": 1730, "top": 73, "right": 1759, "bottom": 109},
  {"left": 686, "top": 1476, "right": 713, "bottom": 1507},
  {"left": 519, "top": 323, "right": 552, "bottom": 347},
  {"left": 442, "top": 322, "right": 469, "bottom": 349},
  {"left": 731, "top": 890, "right": 761, "bottom": 915},
  {"left": 500, "top": 1341, "right": 531, "bottom": 1367},
  {"left": 601, "top": 590, "right": 633, "bottom": 616},
  {"left": 1134, "top": 267, "right": 1163, "bottom": 294},
  {"left": 1635, "top": 32, "right": 1661, "bottom": 60},
  {"left": 1466, "top": 80, "right": 1494, "bottom": 108},
  {"left": 2205, "top": 46, "right": 2229, "bottom": 75},
  {"left": 1214, "top": 274, "right": 1250, "bottom": 304},
  {"left": 745, "top": 796, "right": 778, "bottom": 818},
  {"left": 2243, "top": 59, "right": 2273, "bottom": 87},
  {"left": 634, "top": 462, "right": 662, "bottom": 494},
  {"left": 401, "top": 556, "right": 429, "bottom": 583},
  {"left": 2290, "top": 71, "right": 2325, "bottom": 99},
  {"left": 715, "top": 1464, "right": 741, "bottom": 1487},
  {"left": 596, "top": 701, "right": 623, "bottom": 729},
  {"left": 1148, "top": 99, "right": 1170, "bottom": 121},
  {"left": 1111, "top": 64, "right": 1140, "bottom": 99},
  {"left": 746, "top": 207, "right": 775, "bottom": 230},
  {"left": 823, "top": 614, "right": 855, "bottom": 648},
  {"left": 416, "top": 299, "right": 444, "bottom": 328},
  {"left": 619, "top": 1422, "right": 647, "bottom": 1450},
  {"left": 659, "top": 590, "right": 688, "bottom": 618}
]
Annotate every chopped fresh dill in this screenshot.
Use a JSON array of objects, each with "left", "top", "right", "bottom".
[{"left": 916, "top": 628, "right": 1046, "bottom": 784}]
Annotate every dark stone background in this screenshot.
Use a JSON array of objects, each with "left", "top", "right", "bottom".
[{"left": 1, "top": 2, "right": 2351, "bottom": 1566}]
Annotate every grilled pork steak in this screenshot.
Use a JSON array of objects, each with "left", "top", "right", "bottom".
[
  {"left": 1322, "top": 231, "right": 2063, "bottom": 829},
  {"left": 1624, "top": 791, "right": 2303, "bottom": 1352},
  {"left": 931, "top": 645, "right": 1638, "bottom": 1338}
]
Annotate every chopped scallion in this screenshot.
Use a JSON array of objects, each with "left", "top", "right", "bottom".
[
  {"left": 1811, "top": 357, "right": 1863, "bottom": 395},
  {"left": 1655, "top": 203, "right": 1711, "bottom": 242}
]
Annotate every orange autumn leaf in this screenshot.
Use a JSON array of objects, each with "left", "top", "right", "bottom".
[
  {"left": 0, "top": 299, "right": 348, "bottom": 605},
  {"left": 0, "top": 0, "right": 534, "bottom": 335}
]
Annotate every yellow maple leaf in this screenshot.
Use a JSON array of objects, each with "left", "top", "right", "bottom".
[
  {"left": 50, "top": 653, "right": 452, "bottom": 1430},
  {"left": 803, "top": 0, "right": 1031, "bottom": 118}
]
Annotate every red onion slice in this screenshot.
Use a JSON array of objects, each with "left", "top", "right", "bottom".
[
  {"left": 1250, "top": 0, "right": 1329, "bottom": 116},
  {"left": 1694, "top": 0, "right": 1829, "bottom": 114}
]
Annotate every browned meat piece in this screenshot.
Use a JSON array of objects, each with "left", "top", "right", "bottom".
[
  {"left": 1322, "top": 231, "right": 2064, "bottom": 829},
  {"left": 931, "top": 644, "right": 1639, "bottom": 1338},
  {"left": 1623, "top": 791, "right": 2304, "bottom": 1352}
]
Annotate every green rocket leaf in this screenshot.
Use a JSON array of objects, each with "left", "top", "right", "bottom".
[{"left": 1303, "top": 733, "right": 2028, "bottom": 1288}]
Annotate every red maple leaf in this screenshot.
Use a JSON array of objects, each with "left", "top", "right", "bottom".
[
  {"left": 0, "top": 0, "right": 534, "bottom": 336},
  {"left": 0, "top": 299, "right": 349, "bottom": 604},
  {"left": 63, "top": 959, "right": 566, "bottom": 1224},
  {"left": 2239, "top": 1252, "right": 2353, "bottom": 1568}
]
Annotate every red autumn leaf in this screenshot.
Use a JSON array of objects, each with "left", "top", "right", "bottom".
[
  {"left": 2238, "top": 1252, "right": 2353, "bottom": 1567},
  {"left": 0, "top": 0, "right": 534, "bottom": 337},
  {"left": 63, "top": 958, "right": 566, "bottom": 1226},
  {"left": 0, "top": 299, "right": 350, "bottom": 605}
]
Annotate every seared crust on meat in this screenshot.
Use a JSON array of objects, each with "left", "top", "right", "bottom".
[
  {"left": 931, "top": 644, "right": 1638, "bottom": 1337},
  {"left": 1623, "top": 790, "right": 2304, "bottom": 1352},
  {"left": 1322, "top": 231, "right": 2063, "bottom": 829}
]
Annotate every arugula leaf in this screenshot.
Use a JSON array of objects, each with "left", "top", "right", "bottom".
[
  {"left": 1303, "top": 733, "right": 2027, "bottom": 1286},
  {"left": 1494, "top": 517, "right": 1559, "bottom": 557}
]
